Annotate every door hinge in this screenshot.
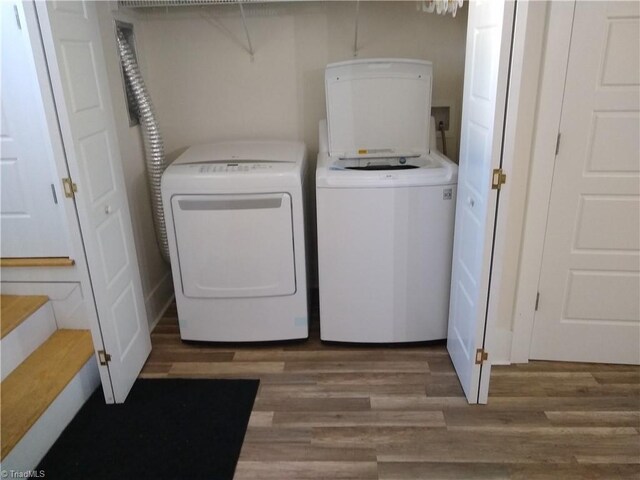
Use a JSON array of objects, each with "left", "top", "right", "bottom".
[
  {"left": 62, "top": 178, "right": 78, "bottom": 198},
  {"left": 535, "top": 292, "right": 540, "bottom": 311},
  {"left": 97, "top": 350, "right": 111, "bottom": 366},
  {"left": 491, "top": 168, "right": 506, "bottom": 190},
  {"left": 14, "top": 5, "right": 22, "bottom": 30},
  {"left": 475, "top": 348, "right": 489, "bottom": 365},
  {"left": 555, "top": 133, "right": 561, "bottom": 155}
]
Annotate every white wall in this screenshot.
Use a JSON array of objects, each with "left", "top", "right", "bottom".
[
  {"left": 97, "top": 2, "right": 173, "bottom": 328},
  {"left": 134, "top": 2, "right": 467, "bottom": 160}
]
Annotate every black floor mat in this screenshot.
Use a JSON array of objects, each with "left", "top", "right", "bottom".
[{"left": 37, "top": 378, "right": 259, "bottom": 479}]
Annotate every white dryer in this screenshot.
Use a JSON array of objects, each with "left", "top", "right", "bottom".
[
  {"left": 316, "top": 59, "right": 458, "bottom": 343},
  {"left": 162, "top": 141, "right": 308, "bottom": 342}
]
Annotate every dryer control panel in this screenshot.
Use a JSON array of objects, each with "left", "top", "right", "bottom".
[{"left": 198, "top": 163, "right": 275, "bottom": 174}]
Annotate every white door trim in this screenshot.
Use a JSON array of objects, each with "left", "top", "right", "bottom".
[
  {"left": 484, "top": 0, "right": 548, "bottom": 365},
  {"left": 510, "top": 1, "right": 577, "bottom": 363}
]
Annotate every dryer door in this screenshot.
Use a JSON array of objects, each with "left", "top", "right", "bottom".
[{"left": 171, "top": 193, "right": 296, "bottom": 298}]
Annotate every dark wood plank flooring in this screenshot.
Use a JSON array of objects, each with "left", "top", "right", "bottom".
[{"left": 141, "top": 303, "right": 640, "bottom": 479}]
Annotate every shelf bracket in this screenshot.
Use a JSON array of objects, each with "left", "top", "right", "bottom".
[
  {"left": 353, "top": 0, "right": 360, "bottom": 57},
  {"left": 237, "top": 1, "right": 254, "bottom": 61}
]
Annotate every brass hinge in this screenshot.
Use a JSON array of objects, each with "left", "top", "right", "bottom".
[
  {"left": 97, "top": 350, "right": 111, "bottom": 366},
  {"left": 62, "top": 178, "right": 78, "bottom": 198},
  {"left": 491, "top": 169, "right": 506, "bottom": 190},
  {"left": 475, "top": 348, "right": 489, "bottom": 365}
]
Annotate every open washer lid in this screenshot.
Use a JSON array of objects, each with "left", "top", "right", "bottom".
[{"left": 325, "top": 58, "right": 432, "bottom": 159}]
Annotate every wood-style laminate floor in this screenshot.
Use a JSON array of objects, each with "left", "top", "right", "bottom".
[{"left": 140, "top": 303, "right": 640, "bottom": 479}]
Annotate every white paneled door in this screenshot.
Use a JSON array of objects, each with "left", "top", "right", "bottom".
[
  {"left": 447, "top": 0, "right": 515, "bottom": 404},
  {"left": 0, "top": 1, "right": 69, "bottom": 258},
  {"left": 530, "top": 1, "right": 640, "bottom": 364},
  {"left": 36, "top": 1, "right": 151, "bottom": 402}
]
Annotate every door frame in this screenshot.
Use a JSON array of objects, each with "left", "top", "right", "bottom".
[
  {"left": 510, "top": 1, "right": 577, "bottom": 363},
  {"left": 475, "top": 0, "right": 548, "bottom": 367}
]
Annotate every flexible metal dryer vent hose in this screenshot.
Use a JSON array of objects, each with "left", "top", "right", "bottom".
[{"left": 116, "top": 29, "right": 170, "bottom": 263}]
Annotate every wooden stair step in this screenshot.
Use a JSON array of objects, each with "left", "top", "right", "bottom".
[
  {"left": 0, "top": 257, "right": 75, "bottom": 268},
  {"left": 1, "top": 329, "right": 94, "bottom": 460},
  {"left": 0, "top": 295, "right": 49, "bottom": 340}
]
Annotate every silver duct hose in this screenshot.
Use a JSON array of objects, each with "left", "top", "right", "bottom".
[{"left": 116, "top": 29, "right": 170, "bottom": 263}]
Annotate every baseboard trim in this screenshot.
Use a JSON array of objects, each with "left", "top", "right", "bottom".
[
  {"left": 144, "top": 271, "right": 173, "bottom": 331},
  {"left": 490, "top": 326, "right": 513, "bottom": 365},
  {"left": 150, "top": 294, "right": 175, "bottom": 332}
]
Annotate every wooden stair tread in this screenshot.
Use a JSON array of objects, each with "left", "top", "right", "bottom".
[
  {"left": 0, "top": 294, "right": 50, "bottom": 340},
  {"left": 1, "top": 329, "right": 94, "bottom": 460},
  {"left": 0, "top": 257, "right": 75, "bottom": 268}
]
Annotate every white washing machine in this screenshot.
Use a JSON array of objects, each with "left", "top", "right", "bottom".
[
  {"left": 162, "top": 141, "right": 308, "bottom": 342},
  {"left": 316, "top": 58, "right": 458, "bottom": 343}
]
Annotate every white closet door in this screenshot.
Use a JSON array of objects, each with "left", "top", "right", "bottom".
[
  {"left": 36, "top": 0, "right": 151, "bottom": 403},
  {"left": 447, "top": 0, "right": 515, "bottom": 404},
  {"left": 0, "top": 1, "right": 69, "bottom": 258},
  {"left": 530, "top": 1, "right": 640, "bottom": 364}
]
